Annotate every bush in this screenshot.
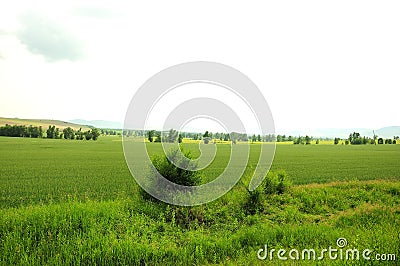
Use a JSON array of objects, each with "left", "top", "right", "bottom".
[
  {"left": 264, "top": 170, "right": 291, "bottom": 195},
  {"left": 141, "top": 148, "right": 202, "bottom": 202},
  {"left": 243, "top": 189, "right": 264, "bottom": 215},
  {"left": 151, "top": 148, "right": 201, "bottom": 186},
  {"left": 243, "top": 170, "right": 291, "bottom": 215}
]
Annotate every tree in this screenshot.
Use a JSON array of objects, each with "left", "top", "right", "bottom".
[
  {"left": 257, "top": 134, "right": 262, "bottom": 142},
  {"left": 55, "top": 128, "right": 60, "bottom": 139},
  {"left": 63, "top": 127, "right": 75, "bottom": 140},
  {"left": 316, "top": 139, "right": 320, "bottom": 144},
  {"left": 349, "top": 132, "right": 362, "bottom": 145},
  {"left": 251, "top": 134, "right": 257, "bottom": 143},
  {"left": 91, "top": 128, "right": 100, "bottom": 140},
  {"left": 154, "top": 132, "right": 162, "bottom": 142},
  {"left": 385, "top": 139, "right": 392, "bottom": 144},
  {"left": 47, "top": 126, "right": 56, "bottom": 139},
  {"left": 378, "top": 138, "right": 384, "bottom": 144},
  {"left": 148, "top": 130, "right": 155, "bottom": 142},
  {"left": 334, "top": 138, "right": 340, "bottom": 145},
  {"left": 203, "top": 131, "right": 210, "bottom": 138},
  {"left": 166, "top": 129, "right": 178, "bottom": 143},
  {"left": 305, "top": 135, "right": 311, "bottom": 145},
  {"left": 373, "top": 131, "right": 378, "bottom": 145},
  {"left": 76, "top": 128, "right": 84, "bottom": 140},
  {"left": 84, "top": 130, "right": 92, "bottom": 140},
  {"left": 224, "top": 134, "right": 230, "bottom": 141},
  {"left": 178, "top": 134, "right": 183, "bottom": 143},
  {"left": 294, "top": 136, "right": 304, "bottom": 145}
]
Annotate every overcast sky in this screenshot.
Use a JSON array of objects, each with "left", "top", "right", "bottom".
[{"left": 0, "top": 1, "right": 399, "bottom": 133}]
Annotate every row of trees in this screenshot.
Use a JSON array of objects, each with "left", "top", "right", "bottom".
[
  {"left": 101, "top": 129, "right": 119, "bottom": 136},
  {"left": 46, "top": 126, "right": 100, "bottom": 140},
  {"left": 334, "top": 132, "right": 398, "bottom": 145},
  {"left": 0, "top": 124, "right": 100, "bottom": 140},
  {"left": 144, "top": 129, "right": 323, "bottom": 145},
  {"left": 0, "top": 124, "right": 44, "bottom": 138},
  {"left": 139, "top": 128, "right": 400, "bottom": 146},
  {"left": 148, "top": 129, "right": 183, "bottom": 143}
]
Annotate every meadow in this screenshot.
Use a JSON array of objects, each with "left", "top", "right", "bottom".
[{"left": 0, "top": 136, "right": 399, "bottom": 265}]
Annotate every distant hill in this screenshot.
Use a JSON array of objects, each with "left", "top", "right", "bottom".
[
  {"left": 69, "top": 119, "right": 123, "bottom": 129},
  {"left": 0, "top": 117, "right": 91, "bottom": 131},
  {"left": 375, "top": 126, "right": 400, "bottom": 139}
]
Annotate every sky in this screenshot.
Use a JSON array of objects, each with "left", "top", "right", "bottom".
[{"left": 0, "top": 1, "right": 399, "bottom": 134}]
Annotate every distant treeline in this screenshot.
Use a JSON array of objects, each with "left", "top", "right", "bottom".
[
  {"left": 122, "top": 128, "right": 400, "bottom": 145},
  {"left": 334, "top": 132, "right": 398, "bottom": 145},
  {"left": 0, "top": 124, "right": 44, "bottom": 138},
  {"left": 125, "top": 129, "right": 332, "bottom": 144},
  {"left": 100, "top": 129, "right": 120, "bottom": 136},
  {"left": 0, "top": 124, "right": 100, "bottom": 140}
]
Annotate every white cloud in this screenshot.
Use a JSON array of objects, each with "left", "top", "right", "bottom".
[{"left": 17, "top": 12, "right": 83, "bottom": 61}]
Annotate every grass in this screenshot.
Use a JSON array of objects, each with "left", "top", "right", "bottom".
[{"left": 0, "top": 136, "right": 399, "bottom": 265}]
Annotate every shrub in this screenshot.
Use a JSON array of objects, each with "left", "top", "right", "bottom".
[
  {"left": 264, "top": 170, "right": 291, "bottom": 195},
  {"left": 243, "top": 189, "right": 264, "bottom": 215},
  {"left": 243, "top": 170, "right": 291, "bottom": 215},
  {"left": 141, "top": 148, "right": 201, "bottom": 202},
  {"left": 151, "top": 148, "right": 201, "bottom": 186}
]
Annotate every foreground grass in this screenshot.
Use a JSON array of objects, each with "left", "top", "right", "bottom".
[
  {"left": 1, "top": 179, "right": 399, "bottom": 265},
  {"left": 0, "top": 137, "right": 399, "bottom": 264}
]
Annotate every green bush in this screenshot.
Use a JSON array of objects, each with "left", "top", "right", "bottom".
[
  {"left": 264, "top": 170, "right": 291, "bottom": 195},
  {"left": 243, "top": 188, "right": 264, "bottom": 215},
  {"left": 243, "top": 170, "right": 291, "bottom": 215},
  {"left": 151, "top": 148, "right": 201, "bottom": 186},
  {"left": 141, "top": 148, "right": 202, "bottom": 202}
]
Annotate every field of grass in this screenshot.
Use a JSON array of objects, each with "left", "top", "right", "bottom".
[{"left": 0, "top": 136, "right": 399, "bottom": 265}]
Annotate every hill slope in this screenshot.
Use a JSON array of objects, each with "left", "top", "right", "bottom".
[
  {"left": 0, "top": 117, "right": 91, "bottom": 131},
  {"left": 69, "top": 119, "right": 123, "bottom": 129}
]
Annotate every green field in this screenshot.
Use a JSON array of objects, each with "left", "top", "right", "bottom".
[{"left": 0, "top": 136, "right": 399, "bottom": 265}]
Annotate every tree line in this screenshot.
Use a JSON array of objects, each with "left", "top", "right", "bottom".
[
  {"left": 333, "top": 132, "right": 398, "bottom": 145},
  {"left": 0, "top": 124, "right": 100, "bottom": 140},
  {"left": 46, "top": 126, "right": 100, "bottom": 140},
  {"left": 145, "top": 129, "right": 323, "bottom": 145},
  {"left": 0, "top": 124, "right": 44, "bottom": 138}
]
